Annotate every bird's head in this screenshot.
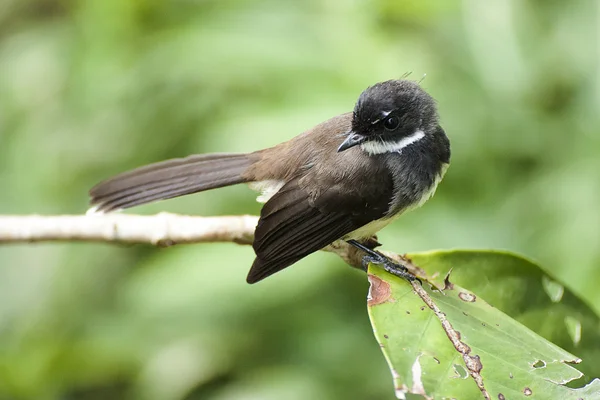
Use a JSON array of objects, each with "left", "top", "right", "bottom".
[{"left": 338, "top": 80, "right": 439, "bottom": 155}]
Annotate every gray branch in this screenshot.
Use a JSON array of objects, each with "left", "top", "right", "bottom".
[
  {"left": 0, "top": 213, "right": 428, "bottom": 275},
  {"left": 0, "top": 213, "right": 258, "bottom": 246}
]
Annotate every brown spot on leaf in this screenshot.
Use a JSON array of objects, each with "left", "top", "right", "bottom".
[
  {"left": 498, "top": 394, "right": 505, "bottom": 400},
  {"left": 459, "top": 292, "right": 476, "bottom": 302},
  {"left": 433, "top": 357, "right": 440, "bottom": 364},
  {"left": 466, "top": 355, "right": 482, "bottom": 373},
  {"left": 367, "top": 274, "right": 392, "bottom": 306},
  {"left": 509, "top": 373, "right": 513, "bottom": 379},
  {"left": 420, "top": 306, "right": 425, "bottom": 311},
  {"left": 524, "top": 387, "right": 532, "bottom": 396},
  {"left": 406, "top": 311, "right": 411, "bottom": 314},
  {"left": 463, "top": 311, "right": 469, "bottom": 317},
  {"left": 462, "top": 342, "right": 472, "bottom": 354},
  {"left": 383, "top": 334, "right": 389, "bottom": 339},
  {"left": 411, "top": 276, "right": 490, "bottom": 399}
]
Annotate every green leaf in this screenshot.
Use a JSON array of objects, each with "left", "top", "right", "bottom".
[{"left": 367, "top": 250, "right": 600, "bottom": 399}]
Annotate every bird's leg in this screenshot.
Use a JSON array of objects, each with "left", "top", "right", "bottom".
[{"left": 346, "top": 239, "right": 419, "bottom": 282}]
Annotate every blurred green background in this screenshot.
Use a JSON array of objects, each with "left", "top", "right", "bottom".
[{"left": 1, "top": 0, "right": 599, "bottom": 399}]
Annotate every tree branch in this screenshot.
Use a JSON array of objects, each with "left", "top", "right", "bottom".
[
  {"left": 0, "top": 213, "right": 258, "bottom": 246},
  {"left": 0, "top": 213, "right": 426, "bottom": 275}
]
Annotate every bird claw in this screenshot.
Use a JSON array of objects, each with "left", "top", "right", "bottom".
[
  {"left": 346, "top": 239, "right": 421, "bottom": 284},
  {"left": 362, "top": 253, "right": 421, "bottom": 284}
]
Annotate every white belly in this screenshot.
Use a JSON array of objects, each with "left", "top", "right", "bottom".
[
  {"left": 344, "top": 209, "right": 410, "bottom": 240},
  {"left": 343, "top": 218, "right": 396, "bottom": 240}
]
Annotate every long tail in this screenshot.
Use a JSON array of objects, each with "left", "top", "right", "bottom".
[{"left": 89, "top": 153, "right": 253, "bottom": 212}]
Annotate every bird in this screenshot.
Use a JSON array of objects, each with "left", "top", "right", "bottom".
[{"left": 88, "top": 79, "right": 450, "bottom": 284}]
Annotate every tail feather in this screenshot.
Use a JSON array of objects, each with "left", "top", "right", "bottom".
[{"left": 89, "top": 153, "right": 252, "bottom": 212}]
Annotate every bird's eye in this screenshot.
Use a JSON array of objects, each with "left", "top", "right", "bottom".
[{"left": 383, "top": 115, "right": 400, "bottom": 131}]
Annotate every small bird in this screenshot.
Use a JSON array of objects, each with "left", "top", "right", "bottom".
[{"left": 89, "top": 79, "right": 450, "bottom": 283}]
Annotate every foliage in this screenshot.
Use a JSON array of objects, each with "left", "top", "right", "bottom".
[
  {"left": 0, "top": 1, "right": 599, "bottom": 399},
  {"left": 367, "top": 251, "right": 600, "bottom": 399}
]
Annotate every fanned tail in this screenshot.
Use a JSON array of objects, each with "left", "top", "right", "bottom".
[{"left": 89, "top": 153, "right": 252, "bottom": 212}]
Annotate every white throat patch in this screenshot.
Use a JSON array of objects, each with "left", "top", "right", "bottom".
[{"left": 360, "top": 129, "right": 425, "bottom": 155}]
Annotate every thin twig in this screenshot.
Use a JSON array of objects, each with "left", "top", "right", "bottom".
[
  {"left": 0, "top": 213, "right": 374, "bottom": 269},
  {"left": 0, "top": 213, "right": 258, "bottom": 246}
]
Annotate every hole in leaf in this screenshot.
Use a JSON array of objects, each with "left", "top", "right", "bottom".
[
  {"left": 532, "top": 360, "right": 545, "bottom": 368},
  {"left": 566, "top": 373, "right": 590, "bottom": 389},
  {"left": 453, "top": 364, "right": 468, "bottom": 379}
]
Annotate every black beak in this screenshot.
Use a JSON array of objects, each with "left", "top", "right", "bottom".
[{"left": 337, "top": 132, "right": 366, "bottom": 152}]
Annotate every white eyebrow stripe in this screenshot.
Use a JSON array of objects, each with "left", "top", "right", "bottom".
[
  {"left": 381, "top": 110, "right": 393, "bottom": 117},
  {"left": 360, "top": 129, "right": 425, "bottom": 155},
  {"left": 370, "top": 109, "right": 394, "bottom": 125}
]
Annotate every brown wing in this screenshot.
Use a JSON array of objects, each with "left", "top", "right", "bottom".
[{"left": 247, "top": 175, "right": 392, "bottom": 283}]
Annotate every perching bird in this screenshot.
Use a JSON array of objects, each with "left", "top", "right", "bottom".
[{"left": 89, "top": 79, "right": 450, "bottom": 283}]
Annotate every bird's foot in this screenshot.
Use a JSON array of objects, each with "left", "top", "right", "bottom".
[
  {"left": 361, "top": 253, "right": 420, "bottom": 283},
  {"left": 346, "top": 239, "right": 420, "bottom": 283}
]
